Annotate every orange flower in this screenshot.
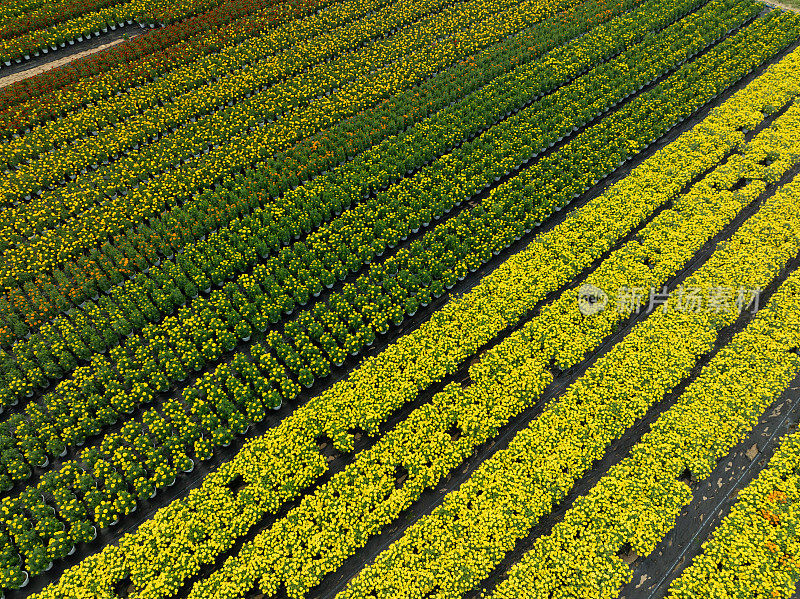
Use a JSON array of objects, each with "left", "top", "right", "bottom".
[
  {"left": 761, "top": 509, "right": 780, "bottom": 526},
  {"left": 766, "top": 540, "right": 779, "bottom": 553},
  {"left": 767, "top": 490, "right": 787, "bottom": 504}
]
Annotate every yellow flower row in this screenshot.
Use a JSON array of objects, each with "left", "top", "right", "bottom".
[
  {"left": 491, "top": 178, "right": 800, "bottom": 599},
  {"left": 26, "top": 19, "right": 790, "bottom": 599},
  {"left": 188, "top": 333, "right": 552, "bottom": 599},
  {"left": 667, "top": 428, "right": 800, "bottom": 598},
  {"left": 0, "top": 2, "right": 136, "bottom": 64}
]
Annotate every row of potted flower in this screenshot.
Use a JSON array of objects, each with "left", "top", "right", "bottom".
[
  {"left": 0, "top": 4, "right": 142, "bottom": 66},
  {"left": 0, "top": 0, "right": 712, "bottom": 366},
  {"left": 0, "top": 0, "right": 129, "bottom": 42},
  {"left": 13, "top": 9, "right": 791, "bottom": 594},
  {"left": 0, "top": 0, "right": 635, "bottom": 344},
  {"left": 492, "top": 173, "right": 800, "bottom": 599},
  {"left": 0, "top": 0, "right": 287, "bottom": 65},
  {"left": 0, "top": 0, "right": 668, "bottom": 398},
  {"left": 0, "top": 0, "right": 588, "bottom": 352}
]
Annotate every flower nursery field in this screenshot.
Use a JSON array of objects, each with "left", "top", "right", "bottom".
[{"left": 2, "top": 0, "right": 800, "bottom": 597}]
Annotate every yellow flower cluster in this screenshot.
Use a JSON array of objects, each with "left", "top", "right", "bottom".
[
  {"left": 0, "top": 0, "right": 43, "bottom": 23},
  {"left": 493, "top": 182, "right": 800, "bottom": 599},
  {"left": 12, "top": 6, "right": 800, "bottom": 599},
  {"left": 547, "top": 99, "right": 800, "bottom": 371},
  {"left": 188, "top": 344, "right": 552, "bottom": 599}
]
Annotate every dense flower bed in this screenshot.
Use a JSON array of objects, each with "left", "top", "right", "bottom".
[
  {"left": 3, "top": 1, "right": 800, "bottom": 597},
  {"left": 0, "top": 0, "right": 633, "bottom": 344},
  {"left": 338, "top": 98, "right": 800, "bottom": 599},
  {"left": 0, "top": 0, "right": 521, "bottom": 206},
  {"left": 21, "top": 9, "right": 800, "bottom": 596}
]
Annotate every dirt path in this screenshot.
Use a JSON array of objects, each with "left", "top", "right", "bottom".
[{"left": 0, "top": 25, "right": 146, "bottom": 90}]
